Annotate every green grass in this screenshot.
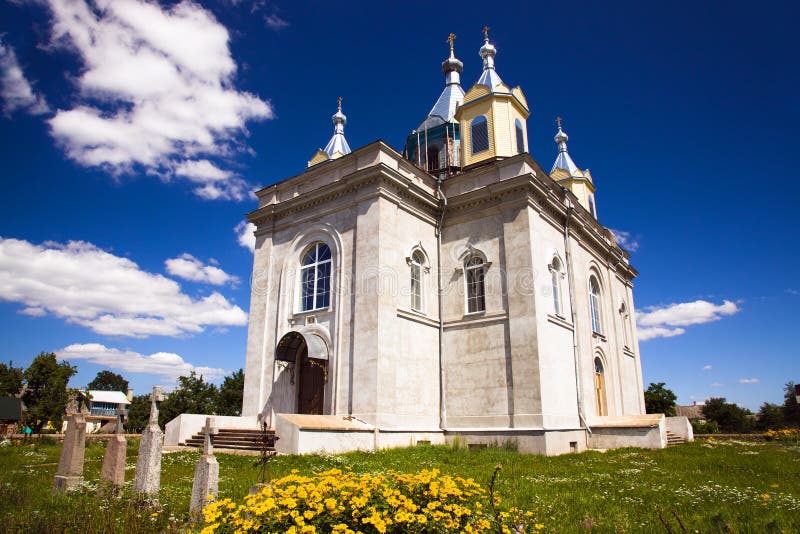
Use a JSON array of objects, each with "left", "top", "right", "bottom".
[{"left": 1, "top": 437, "right": 798, "bottom": 532}]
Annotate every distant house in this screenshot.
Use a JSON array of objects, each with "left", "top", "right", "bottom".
[
  {"left": 676, "top": 402, "right": 705, "bottom": 421},
  {"left": 0, "top": 397, "right": 24, "bottom": 436},
  {"left": 63, "top": 390, "right": 132, "bottom": 433}
]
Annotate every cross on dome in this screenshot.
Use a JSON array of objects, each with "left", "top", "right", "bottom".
[{"left": 477, "top": 25, "right": 503, "bottom": 90}]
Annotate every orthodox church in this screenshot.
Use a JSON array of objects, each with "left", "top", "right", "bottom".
[{"left": 169, "top": 31, "right": 678, "bottom": 455}]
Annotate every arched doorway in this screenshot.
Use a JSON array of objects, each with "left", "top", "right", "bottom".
[
  {"left": 594, "top": 357, "right": 606, "bottom": 416},
  {"left": 275, "top": 331, "right": 328, "bottom": 415}
]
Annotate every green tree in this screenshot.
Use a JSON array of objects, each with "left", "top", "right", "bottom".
[
  {"left": 126, "top": 394, "right": 151, "bottom": 433},
  {"left": 784, "top": 381, "right": 800, "bottom": 428},
  {"left": 702, "top": 397, "right": 754, "bottom": 433},
  {"left": 643, "top": 382, "right": 677, "bottom": 416},
  {"left": 158, "top": 371, "right": 218, "bottom": 427},
  {"left": 87, "top": 370, "right": 129, "bottom": 392},
  {"left": 756, "top": 402, "right": 785, "bottom": 431},
  {"left": 0, "top": 360, "right": 24, "bottom": 396},
  {"left": 22, "top": 352, "right": 77, "bottom": 432},
  {"left": 214, "top": 369, "right": 244, "bottom": 416}
]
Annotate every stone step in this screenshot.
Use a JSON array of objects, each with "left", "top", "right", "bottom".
[
  {"left": 665, "top": 431, "right": 685, "bottom": 446},
  {"left": 179, "top": 428, "right": 276, "bottom": 452}
]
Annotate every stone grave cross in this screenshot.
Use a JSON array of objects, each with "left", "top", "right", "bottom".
[
  {"left": 100, "top": 405, "right": 127, "bottom": 487},
  {"left": 202, "top": 416, "right": 219, "bottom": 455},
  {"left": 52, "top": 412, "right": 87, "bottom": 492},
  {"left": 190, "top": 417, "right": 220, "bottom": 514},
  {"left": 114, "top": 405, "right": 125, "bottom": 434},
  {"left": 133, "top": 386, "right": 165, "bottom": 498}
]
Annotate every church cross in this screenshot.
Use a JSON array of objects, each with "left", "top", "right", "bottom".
[
  {"left": 337, "top": 96, "right": 342, "bottom": 112},
  {"left": 447, "top": 33, "right": 456, "bottom": 52},
  {"left": 201, "top": 417, "right": 218, "bottom": 455},
  {"left": 556, "top": 116, "right": 563, "bottom": 129},
  {"left": 114, "top": 405, "right": 126, "bottom": 435},
  {"left": 482, "top": 26, "right": 490, "bottom": 41},
  {"left": 148, "top": 386, "right": 163, "bottom": 424}
]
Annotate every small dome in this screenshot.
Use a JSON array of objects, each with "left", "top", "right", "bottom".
[
  {"left": 554, "top": 126, "right": 568, "bottom": 144},
  {"left": 332, "top": 109, "right": 346, "bottom": 125},
  {"left": 442, "top": 55, "right": 464, "bottom": 74},
  {"left": 479, "top": 40, "right": 496, "bottom": 60}
]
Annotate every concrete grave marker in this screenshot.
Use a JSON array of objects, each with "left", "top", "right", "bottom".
[
  {"left": 53, "top": 412, "right": 87, "bottom": 492},
  {"left": 190, "top": 417, "right": 219, "bottom": 514},
  {"left": 100, "top": 406, "right": 127, "bottom": 487},
  {"left": 133, "top": 386, "right": 164, "bottom": 498}
]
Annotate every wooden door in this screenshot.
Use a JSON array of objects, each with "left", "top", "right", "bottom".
[
  {"left": 595, "top": 370, "right": 606, "bottom": 416},
  {"left": 298, "top": 346, "right": 325, "bottom": 415}
]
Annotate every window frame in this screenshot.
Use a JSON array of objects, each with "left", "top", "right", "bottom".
[
  {"left": 471, "top": 115, "right": 489, "bottom": 154},
  {"left": 515, "top": 118, "right": 525, "bottom": 154},
  {"left": 619, "top": 301, "right": 631, "bottom": 349},
  {"left": 549, "top": 257, "right": 564, "bottom": 317},
  {"left": 589, "top": 275, "right": 602, "bottom": 334},
  {"left": 409, "top": 250, "right": 426, "bottom": 313},
  {"left": 299, "top": 242, "right": 332, "bottom": 312},
  {"left": 464, "top": 256, "right": 487, "bottom": 314}
]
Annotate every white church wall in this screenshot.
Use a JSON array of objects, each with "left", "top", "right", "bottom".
[
  {"left": 501, "top": 205, "right": 543, "bottom": 428},
  {"left": 530, "top": 209, "right": 581, "bottom": 429},
  {"left": 440, "top": 211, "right": 515, "bottom": 429},
  {"left": 377, "top": 200, "right": 440, "bottom": 429}
]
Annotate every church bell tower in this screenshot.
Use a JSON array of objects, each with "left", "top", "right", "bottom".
[{"left": 455, "top": 28, "right": 530, "bottom": 169}]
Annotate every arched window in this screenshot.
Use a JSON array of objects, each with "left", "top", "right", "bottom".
[
  {"left": 410, "top": 250, "right": 425, "bottom": 312},
  {"left": 619, "top": 302, "right": 631, "bottom": 349},
  {"left": 594, "top": 357, "right": 606, "bottom": 416},
  {"left": 300, "top": 242, "right": 332, "bottom": 311},
  {"left": 589, "top": 276, "right": 602, "bottom": 333},
  {"left": 550, "top": 257, "right": 563, "bottom": 316},
  {"left": 515, "top": 118, "right": 525, "bottom": 154},
  {"left": 465, "top": 256, "right": 486, "bottom": 313},
  {"left": 427, "top": 146, "right": 440, "bottom": 172},
  {"left": 471, "top": 116, "right": 489, "bottom": 154}
]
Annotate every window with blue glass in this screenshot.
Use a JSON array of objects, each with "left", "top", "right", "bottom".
[
  {"left": 471, "top": 115, "right": 489, "bottom": 154},
  {"left": 515, "top": 118, "right": 525, "bottom": 154},
  {"left": 300, "top": 242, "right": 332, "bottom": 311}
]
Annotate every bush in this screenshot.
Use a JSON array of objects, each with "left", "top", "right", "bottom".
[
  {"left": 200, "top": 467, "right": 542, "bottom": 534},
  {"left": 763, "top": 428, "right": 800, "bottom": 442},
  {"left": 691, "top": 420, "right": 719, "bottom": 434}
]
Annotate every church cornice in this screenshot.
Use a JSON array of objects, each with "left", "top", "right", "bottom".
[
  {"left": 443, "top": 153, "right": 637, "bottom": 280},
  {"left": 248, "top": 145, "right": 441, "bottom": 231}
]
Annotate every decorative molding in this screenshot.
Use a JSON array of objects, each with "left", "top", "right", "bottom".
[
  {"left": 396, "top": 308, "right": 439, "bottom": 328},
  {"left": 547, "top": 314, "right": 574, "bottom": 331}
]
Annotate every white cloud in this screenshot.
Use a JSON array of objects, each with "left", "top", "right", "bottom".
[
  {"left": 703, "top": 365, "right": 713, "bottom": 371},
  {"left": 610, "top": 228, "right": 639, "bottom": 252},
  {"left": 57, "top": 343, "right": 229, "bottom": 382},
  {"left": 637, "top": 300, "right": 740, "bottom": 341},
  {"left": 235, "top": 221, "right": 256, "bottom": 252},
  {"left": 739, "top": 378, "right": 760, "bottom": 384},
  {"left": 165, "top": 253, "right": 238, "bottom": 286},
  {"left": 637, "top": 326, "right": 685, "bottom": 341},
  {"left": 0, "top": 39, "right": 50, "bottom": 116},
  {"left": 0, "top": 237, "right": 247, "bottom": 338},
  {"left": 42, "top": 0, "right": 272, "bottom": 200},
  {"left": 173, "top": 160, "right": 253, "bottom": 201},
  {"left": 264, "top": 14, "right": 289, "bottom": 30},
  {"left": 710, "top": 382, "right": 724, "bottom": 388}
]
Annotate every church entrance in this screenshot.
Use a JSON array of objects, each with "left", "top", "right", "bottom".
[
  {"left": 275, "top": 331, "right": 329, "bottom": 415},
  {"left": 298, "top": 345, "right": 326, "bottom": 414}
]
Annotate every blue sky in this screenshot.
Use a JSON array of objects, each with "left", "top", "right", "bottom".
[{"left": 0, "top": 0, "right": 797, "bottom": 411}]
